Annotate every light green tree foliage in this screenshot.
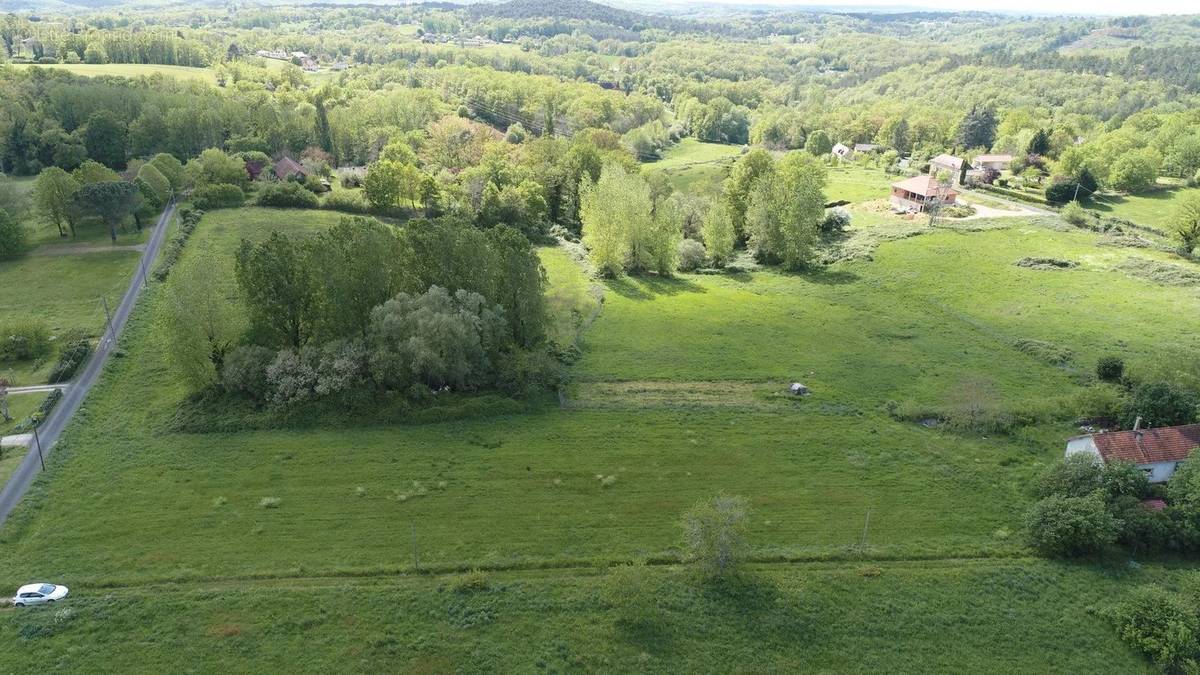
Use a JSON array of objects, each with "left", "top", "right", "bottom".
[
  {"left": 160, "top": 249, "right": 246, "bottom": 390},
  {"left": 702, "top": 200, "right": 736, "bottom": 266},
  {"left": 185, "top": 148, "right": 247, "bottom": 188},
  {"left": 1109, "top": 147, "right": 1163, "bottom": 193},
  {"left": 682, "top": 494, "right": 750, "bottom": 579},
  {"left": 1172, "top": 193, "right": 1200, "bottom": 255},
  {"left": 135, "top": 163, "right": 171, "bottom": 208},
  {"left": 804, "top": 129, "right": 833, "bottom": 156},
  {"left": 580, "top": 163, "right": 642, "bottom": 277},
  {"left": 148, "top": 153, "right": 185, "bottom": 192},
  {"left": 722, "top": 149, "right": 775, "bottom": 241},
  {"left": 362, "top": 160, "right": 405, "bottom": 210},
  {"left": 33, "top": 167, "right": 80, "bottom": 237},
  {"left": 72, "top": 160, "right": 121, "bottom": 185},
  {"left": 746, "top": 151, "right": 828, "bottom": 271}
]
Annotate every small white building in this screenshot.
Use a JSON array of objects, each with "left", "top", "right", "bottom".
[
  {"left": 929, "top": 153, "right": 965, "bottom": 177},
  {"left": 973, "top": 154, "right": 1014, "bottom": 172},
  {"left": 1065, "top": 422, "right": 1200, "bottom": 483},
  {"left": 831, "top": 143, "right": 854, "bottom": 160}
]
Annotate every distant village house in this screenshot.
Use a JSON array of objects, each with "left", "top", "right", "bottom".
[
  {"left": 273, "top": 156, "right": 310, "bottom": 182},
  {"left": 831, "top": 143, "right": 854, "bottom": 160},
  {"left": 1065, "top": 422, "right": 1200, "bottom": 483},
  {"left": 973, "top": 154, "right": 1014, "bottom": 172}
]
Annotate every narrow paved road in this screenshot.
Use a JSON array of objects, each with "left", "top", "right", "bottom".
[{"left": 0, "top": 203, "right": 176, "bottom": 526}]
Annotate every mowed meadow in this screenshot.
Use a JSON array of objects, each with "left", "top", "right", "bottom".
[{"left": 2, "top": 204, "right": 1200, "bottom": 591}]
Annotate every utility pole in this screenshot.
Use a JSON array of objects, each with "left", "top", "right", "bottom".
[{"left": 32, "top": 424, "right": 44, "bottom": 471}]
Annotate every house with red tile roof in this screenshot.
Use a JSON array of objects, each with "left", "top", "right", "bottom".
[
  {"left": 890, "top": 175, "right": 958, "bottom": 213},
  {"left": 1065, "top": 422, "right": 1200, "bottom": 483},
  {"left": 273, "top": 156, "right": 310, "bottom": 182}
]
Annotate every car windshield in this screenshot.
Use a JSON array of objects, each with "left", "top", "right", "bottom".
[{"left": 36, "top": 584, "right": 55, "bottom": 595}]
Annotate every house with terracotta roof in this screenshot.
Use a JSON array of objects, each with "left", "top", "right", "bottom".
[
  {"left": 890, "top": 175, "right": 958, "bottom": 212},
  {"left": 273, "top": 156, "right": 310, "bottom": 182},
  {"left": 1065, "top": 422, "right": 1200, "bottom": 483}
]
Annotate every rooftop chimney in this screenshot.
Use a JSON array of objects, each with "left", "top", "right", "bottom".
[{"left": 1134, "top": 416, "right": 1143, "bottom": 432}]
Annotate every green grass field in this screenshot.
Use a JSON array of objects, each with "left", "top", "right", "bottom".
[
  {"left": 1086, "top": 182, "right": 1200, "bottom": 231},
  {"left": 825, "top": 164, "right": 895, "bottom": 204},
  {"left": 646, "top": 139, "right": 743, "bottom": 195},
  {"left": 6, "top": 63, "right": 217, "bottom": 84},
  {"left": 1, "top": 204, "right": 1198, "bottom": 670},
  {"left": 0, "top": 561, "right": 1160, "bottom": 672}
]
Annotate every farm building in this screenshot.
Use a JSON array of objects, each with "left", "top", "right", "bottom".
[
  {"left": 273, "top": 156, "right": 310, "bottom": 181},
  {"left": 890, "top": 175, "right": 958, "bottom": 212},
  {"left": 1065, "top": 422, "right": 1200, "bottom": 483},
  {"left": 831, "top": 143, "right": 854, "bottom": 159},
  {"left": 854, "top": 143, "right": 881, "bottom": 153},
  {"left": 973, "top": 154, "right": 1014, "bottom": 171}
]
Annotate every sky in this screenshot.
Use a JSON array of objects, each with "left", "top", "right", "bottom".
[{"left": 698, "top": 0, "right": 1197, "bottom": 15}]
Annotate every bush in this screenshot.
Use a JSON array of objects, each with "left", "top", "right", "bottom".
[
  {"left": 321, "top": 190, "right": 371, "bottom": 214},
  {"left": 1110, "top": 585, "right": 1200, "bottom": 673},
  {"left": 676, "top": 238, "right": 707, "bottom": 272},
  {"left": 682, "top": 494, "right": 749, "bottom": 579},
  {"left": 1096, "top": 356, "right": 1125, "bottom": 383},
  {"left": 192, "top": 183, "right": 244, "bottom": 210},
  {"left": 1025, "top": 493, "right": 1118, "bottom": 557},
  {"left": 1073, "top": 384, "right": 1126, "bottom": 425},
  {"left": 1035, "top": 453, "right": 1104, "bottom": 499},
  {"left": 48, "top": 339, "right": 92, "bottom": 383},
  {"left": 1125, "top": 381, "right": 1199, "bottom": 429},
  {"left": 1045, "top": 180, "right": 1080, "bottom": 205},
  {"left": 221, "top": 345, "right": 277, "bottom": 400},
  {"left": 0, "top": 318, "right": 52, "bottom": 362},
  {"left": 602, "top": 562, "right": 660, "bottom": 628},
  {"left": 1061, "top": 200, "right": 1090, "bottom": 226},
  {"left": 152, "top": 208, "right": 202, "bottom": 282},
  {"left": 0, "top": 208, "right": 26, "bottom": 259},
  {"left": 257, "top": 181, "right": 319, "bottom": 209},
  {"left": 821, "top": 206, "right": 851, "bottom": 233},
  {"left": 493, "top": 348, "right": 563, "bottom": 398}
]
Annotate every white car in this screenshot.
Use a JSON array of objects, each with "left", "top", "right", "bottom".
[{"left": 11, "top": 583, "right": 69, "bottom": 607}]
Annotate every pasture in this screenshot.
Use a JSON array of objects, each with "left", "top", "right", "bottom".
[
  {"left": 0, "top": 560, "right": 1160, "bottom": 673},
  {"left": 647, "top": 139, "right": 742, "bottom": 194},
  {"left": 1085, "top": 182, "right": 1200, "bottom": 231},
  {"left": 0, "top": 203, "right": 1197, "bottom": 670}
]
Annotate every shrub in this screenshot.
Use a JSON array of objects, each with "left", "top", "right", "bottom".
[
  {"left": 601, "top": 562, "right": 660, "bottom": 628},
  {"left": 676, "top": 238, "right": 707, "bottom": 272},
  {"left": 1073, "top": 384, "right": 1126, "bottom": 425},
  {"left": 1045, "top": 180, "right": 1080, "bottom": 205},
  {"left": 1124, "top": 381, "right": 1199, "bottom": 429},
  {"left": 1013, "top": 338, "right": 1073, "bottom": 365},
  {"left": 321, "top": 190, "right": 371, "bottom": 214},
  {"left": 48, "top": 339, "right": 92, "bottom": 383},
  {"left": 1110, "top": 585, "right": 1200, "bottom": 673},
  {"left": 0, "top": 318, "right": 51, "bottom": 362},
  {"left": 682, "top": 494, "right": 749, "bottom": 579},
  {"left": 493, "top": 348, "right": 563, "bottom": 398},
  {"left": 192, "top": 183, "right": 244, "bottom": 210},
  {"left": 1096, "top": 356, "right": 1125, "bottom": 383},
  {"left": 152, "top": 208, "right": 202, "bottom": 282},
  {"left": 257, "top": 181, "right": 319, "bottom": 209},
  {"left": 1035, "top": 453, "right": 1104, "bottom": 499},
  {"left": 220, "top": 345, "right": 277, "bottom": 400},
  {"left": 1061, "top": 200, "right": 1089, "bottom": 226},
  {"left": 821, "top": 206, "right": 851, "bottom": 233},
  {"left": 940, "top": 204, "right": 976, "bottom": 219},
  {"left": 1025, "top": 493, "right": 1118, "bottom": 557},
  {"left": 0, "top": 208, "right": 26, "bottom": 259}
]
